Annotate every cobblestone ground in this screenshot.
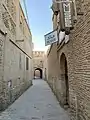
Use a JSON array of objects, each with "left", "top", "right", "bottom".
[{"left": 0, "top": 79, "right": 70, "bottom": 120}]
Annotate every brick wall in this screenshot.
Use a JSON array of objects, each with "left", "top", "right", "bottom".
[{"left": 47, "top": 0, "right": 90, "bottom": 120}]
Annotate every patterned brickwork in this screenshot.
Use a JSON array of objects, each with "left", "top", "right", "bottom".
[{"left": 47, "top": 0, "right": 90, "bottom": 120}]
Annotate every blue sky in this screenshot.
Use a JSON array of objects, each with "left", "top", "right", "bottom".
[{"left": 20, "top": 0, "right": 52, "bottom": 51}]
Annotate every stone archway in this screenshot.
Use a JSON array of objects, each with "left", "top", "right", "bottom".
[
  {"left": 34, "top": 68, "right": 42, "bottom": 79},
  {"left": 60, "top": 53, "right": 69, "bottom": 106}
]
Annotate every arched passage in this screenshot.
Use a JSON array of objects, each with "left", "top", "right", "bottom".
[
  {"left": 34, "top": 68, "right": 42, "bottom": 79},
  {"left": 60, "top": 53, "right": 69, "bottom": 106}
]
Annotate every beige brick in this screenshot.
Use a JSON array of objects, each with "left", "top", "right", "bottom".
[{"left": 47, "top": 0, "right": 90, "bottom": 120}]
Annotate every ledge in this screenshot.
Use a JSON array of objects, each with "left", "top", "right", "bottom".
[{"left": 10, "top": 39, "right": 32, "bottom": 59}]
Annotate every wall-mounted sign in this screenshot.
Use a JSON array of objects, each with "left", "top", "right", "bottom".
[
  {"left": 44, "top": 30, "right": 58, "bottom": 46},
  {"left": 63, "top": 2, "right": 72, "bottom": 28}
]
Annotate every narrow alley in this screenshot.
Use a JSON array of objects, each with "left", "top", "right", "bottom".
[{"left": 0, "top": 79, "right": 70, "bottom": 120}]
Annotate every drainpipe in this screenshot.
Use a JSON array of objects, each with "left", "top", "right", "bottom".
[{"left": 75, "top": 94, "right": 78, "bottom": 120}]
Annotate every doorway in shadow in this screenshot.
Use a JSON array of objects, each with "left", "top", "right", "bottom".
[
  {"left": 60, "top": 53, "right": 69, "bottom": 106},
  {"left": 34, "top": 68, "right": 42, "bottom": 79}
]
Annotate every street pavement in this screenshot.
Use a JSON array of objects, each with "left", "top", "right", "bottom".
[{"left": 0, "top": 79, "right": 70, "bottom": 120}]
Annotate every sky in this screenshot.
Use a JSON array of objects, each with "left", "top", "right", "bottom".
[{"left": 20, "top": 0, "right": 53, "bottom": 51}]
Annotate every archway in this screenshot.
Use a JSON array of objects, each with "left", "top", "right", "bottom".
[
  {"left": 60, "top": 53, "right": 69, "bottom": 106},
  {"left": 34, "top": 68, "right": 42, "bottom": 79}
]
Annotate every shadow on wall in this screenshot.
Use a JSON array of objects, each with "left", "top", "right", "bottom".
[{"left": 60, "top": 53, "right": 69, "bottom": 107}]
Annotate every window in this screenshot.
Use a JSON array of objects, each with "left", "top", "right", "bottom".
[{"left": 26, "top": 57, "right": 29, "bottom": 70}]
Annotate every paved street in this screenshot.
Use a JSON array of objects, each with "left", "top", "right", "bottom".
[{"left": 0, "top": 79, "right": 70, "bottom": 120}]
